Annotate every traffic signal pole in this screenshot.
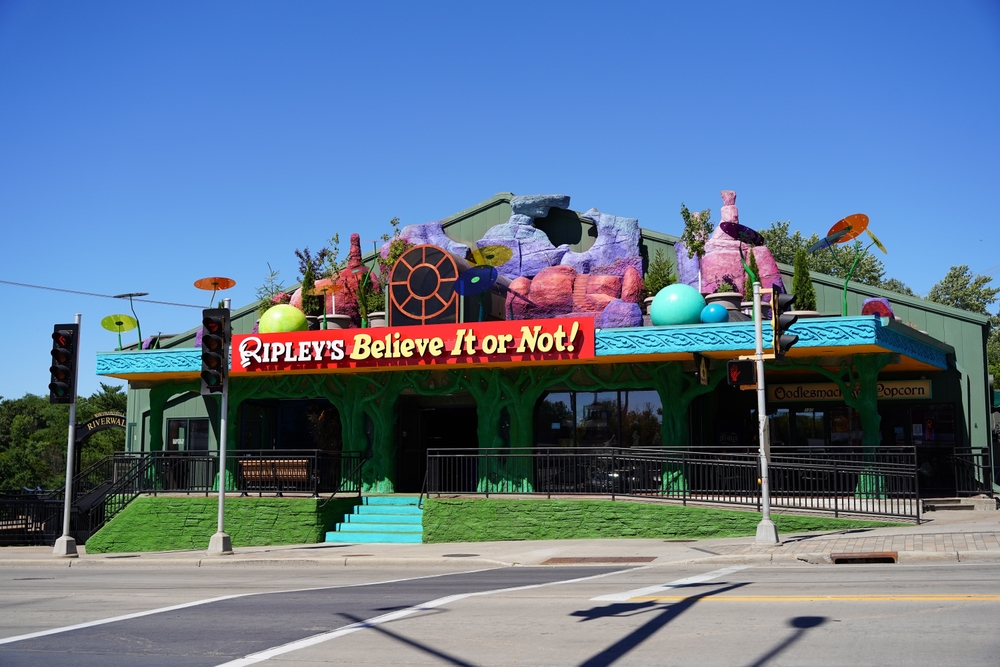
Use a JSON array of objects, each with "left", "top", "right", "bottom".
[
  {"left": 208, "top": 298, "right": 233, "bottom": 555},
  {"left": 53, "top": 313, "right": 81, "bottom": 558},
  {"left": 753, "top": 284, "right": 779, "bottom": 544}
]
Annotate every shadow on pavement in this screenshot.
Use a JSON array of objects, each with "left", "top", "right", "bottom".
[{"left": 572, "top": 582, "right": 749, "bottom": 667}]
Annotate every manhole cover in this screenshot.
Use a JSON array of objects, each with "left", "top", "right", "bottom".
[
  {"left": 443, "top": 553, "right": 480, "bottom": 558},
  {"left": 541, "top": 556, "right": 657, "bottom": 565}
]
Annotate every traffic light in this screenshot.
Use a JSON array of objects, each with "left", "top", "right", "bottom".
[
  {"left": 49, "top": 324, "right": 80, "bottom": 404},
  {"left": 200, "top": 308, "right": 230, "bottom": 395},
  {"left": 726, "top": 359, "right": 756, "bottom": 388},
  {"left": 772, "top": 292, "right": 799, "bottom": 359}
]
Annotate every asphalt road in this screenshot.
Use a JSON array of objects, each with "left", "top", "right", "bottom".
[{"left": 2, "top": 562, "right": 1000, "bottom": 666}]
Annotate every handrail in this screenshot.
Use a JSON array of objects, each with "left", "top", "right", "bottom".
[{"left": 318, "top": 451, "right": 366, "bottom": 508}]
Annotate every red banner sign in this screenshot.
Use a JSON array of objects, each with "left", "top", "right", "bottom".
[{"left": 230, "top": 317, "right": 595, "bottom": 374}]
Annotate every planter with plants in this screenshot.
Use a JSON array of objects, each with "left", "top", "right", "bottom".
[
  {"left": 705, "top": 279, "right": 743, "bottom": 311},
  {"left": 295, "top": 247, "right": 331, "bottom": 331},
  {"left": 642, "top": 247, "right": 677, "bottom": 314}
]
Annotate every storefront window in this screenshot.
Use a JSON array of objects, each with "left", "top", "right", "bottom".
[
  {"left": 794, "top": 409, "right": 826, "bottom": 449},
  {"left": 536, "top": 390, "right": 662, "bottom": 448},
  {"left": 621, "top": 390, "right": 662, "bottom": 448},
  {"left": 166, "top": 418, "right": 209, "bottom": 451},
  {"left": 576, "top": 392, "right": 619, "bottom": 447},
  {"left": 537, "top": 392, "right": 574, "bottom": 447}
]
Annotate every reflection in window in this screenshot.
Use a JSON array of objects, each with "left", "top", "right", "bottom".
[
  {"left": 537, "top": 393, "right": 574, "bottom": 446},
  {"left": 621, "top": 390, "right": 662, "bottom": 448},
  {"left": 536, "top": 390, "right": 662, "bottom": 448},
  {"left": 795, "top": 409, "right": 825, "bottom": 448},
  {"left": 577, "top": 392, "right": 619, "bottom": 447}
]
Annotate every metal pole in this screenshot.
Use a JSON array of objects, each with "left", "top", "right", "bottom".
[
  {"left": 53, "top": 313, "right": 82, "bottom": 558},
  {"left": 208, "top": 298, "right": 233, "bottom": 554},
  {"left": 754, "top": 283, "right": 779, "bottom": 544}
]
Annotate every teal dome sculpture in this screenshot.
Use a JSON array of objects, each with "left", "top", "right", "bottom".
[
  {"left": 649, "top": 284, "right": 706, "bottom": 326},
  {"left": 700, "top": 303, "right": 730, "bottom": 324}
]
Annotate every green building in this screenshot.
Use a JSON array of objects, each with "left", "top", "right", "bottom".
[{"left": 97, "top": 192, "right": 996, "bottom": 503}]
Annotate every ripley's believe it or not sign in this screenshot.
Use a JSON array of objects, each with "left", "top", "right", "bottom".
[{"left": 231, "top": 318, "right": 594, "bottom": 374}]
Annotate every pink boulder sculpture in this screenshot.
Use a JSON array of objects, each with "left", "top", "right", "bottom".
[{"left": 698, "top": 191, "right": 785, "bottom": 295}]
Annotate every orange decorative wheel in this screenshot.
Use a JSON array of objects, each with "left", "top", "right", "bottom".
[{"left": 389, "top": 245, "right": 465, "bottom": 326}]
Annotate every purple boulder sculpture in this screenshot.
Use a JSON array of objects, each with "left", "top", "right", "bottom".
[
  {"left": 561, "top": 209, "right": 642, "bottom": 277},
  {"left": 388, "top": 221, "right": 469, "bottom": 259},
  {"left": 598, "top": 299, "right": 643, "bottom": 329}
]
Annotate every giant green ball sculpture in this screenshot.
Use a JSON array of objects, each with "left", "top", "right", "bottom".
[
  {"left": 649, "top": 284, "right": 707, "bottom": 326},
  {"left": 258, "top": 304, "right": 308, "bottom": 333}
]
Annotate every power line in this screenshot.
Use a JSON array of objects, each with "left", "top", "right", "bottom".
[{"left": 0, "top": 279, "right": 203, "bottom": 309}]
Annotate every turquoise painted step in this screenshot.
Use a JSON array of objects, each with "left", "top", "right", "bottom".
[
  {"left": 335, "top": 522, "right": 422, "bottom": 533},
  {"left": 326, "top": 495, "right": 424, "bottom": 544},
  {"left": 327, "top": 531, "right": 423, "bottom": 544},
  {"left": 357, "top": 505, "right": 423, "bottom": 515},
  {"left": 362, "top": 496, "right": 422, "bottom": 505},
  {"left": 342, "top": 513, "right": 422, "bottom": 525}
]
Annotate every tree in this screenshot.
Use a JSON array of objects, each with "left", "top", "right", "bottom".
[
  {"left": 791, "top": 248, "right": 817, "bottom": 311},
  {"left": 926, "top": 265, "right": 1000, "bottom": 315},
  {"left": 294, "top": 247, "right": 330, "bottom": 317},
  {"left": 880, "top": 277, "right": 915, "bottom": 297},
  {"left": 678, "top": 204, "right": 712, "bottom": 259},
  {"left": 643, "top": 247, "right": 676, "bottom": 298},
  {"left": 0, "top": 385, "right": 127, "bottom": 490}
]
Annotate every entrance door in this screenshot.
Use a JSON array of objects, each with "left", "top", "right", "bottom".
[{"left": 396, "top": 401, "right": 478, "bottom": 492}]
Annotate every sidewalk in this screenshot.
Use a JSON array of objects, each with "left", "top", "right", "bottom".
[{"left": 2, "top": 507, "right": 998, "bottom": 568}]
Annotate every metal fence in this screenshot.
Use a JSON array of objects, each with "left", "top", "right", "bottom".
[
  {"left": 952, "top": 447, "right": 993, "bottom": 496},
  {"left": 5, "top": 449, "right": 365, "bottom": 546},
  {"left": 426, "top": 445, "right": 921, "bottom": 521},
  {"left": 0, "top": 494, "right": 63, "bottom": 546}
]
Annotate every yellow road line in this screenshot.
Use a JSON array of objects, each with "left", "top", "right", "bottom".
[{"left": 630, "top": 595, "right": 1000, "bottom": 602}]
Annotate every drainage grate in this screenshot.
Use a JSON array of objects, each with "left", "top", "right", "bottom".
[
  {"left": 831, "top": 552, "right": 898, "bottom": 564},
  {"left": 541, "top": 556, "right": 657, "bottom": 565},
  {"left": 442, "top": 553, "right": 480, "bottom": 558}
]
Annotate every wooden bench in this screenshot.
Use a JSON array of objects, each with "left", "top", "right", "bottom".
[{"left": 238, "top": 459, "right": 311, "bottom": 496}]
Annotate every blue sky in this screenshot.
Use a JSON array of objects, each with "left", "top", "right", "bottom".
[{"left": 1, "top": 1, "right": 998, "bottom": 399}]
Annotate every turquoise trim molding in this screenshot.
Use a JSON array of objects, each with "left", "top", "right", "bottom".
[
  {"left": 97, "top": 348, "right": 202, "bottom": 375},
  {"left": 97, "top": 316, "right": 949, "bottom": 378},
  {"left": 596, "top": 316, "right": 949, "bottom": 370}
]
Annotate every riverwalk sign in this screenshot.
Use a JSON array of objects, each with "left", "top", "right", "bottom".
[{"left": 74, "top": 412, "right": 127, "bottom": 444}]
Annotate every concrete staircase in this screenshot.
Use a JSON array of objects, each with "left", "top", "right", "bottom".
[
  {"left": 922, "top": 497, "right": 999, "bottom": 512},
  {"left": 325, "top": 495, "right": 423, "bottom": 544}
]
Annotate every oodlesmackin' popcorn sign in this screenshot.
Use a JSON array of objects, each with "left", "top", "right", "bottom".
[{"left": 230, "top": 317, "right": 594, "bottom": 374}]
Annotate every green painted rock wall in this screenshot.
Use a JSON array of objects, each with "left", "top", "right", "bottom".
[
  {"left": 85, "top": 496, "right": 359, "bottom": 553},
  {"left": 422, "top": 498, "right": 901, "bottom": 543}
]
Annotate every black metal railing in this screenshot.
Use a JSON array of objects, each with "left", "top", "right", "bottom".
[
  {"left": 952, "top": 447, "right": 993, "bottom": 496},
  {"left": 0, "top": 494, "right": 63, "bottom": 546},
  {"left": 50, "top": 449, "right": 365, "bottom": 544},
  {"left": 426, "top": 445, "right": 921, "bottom": 521}
]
